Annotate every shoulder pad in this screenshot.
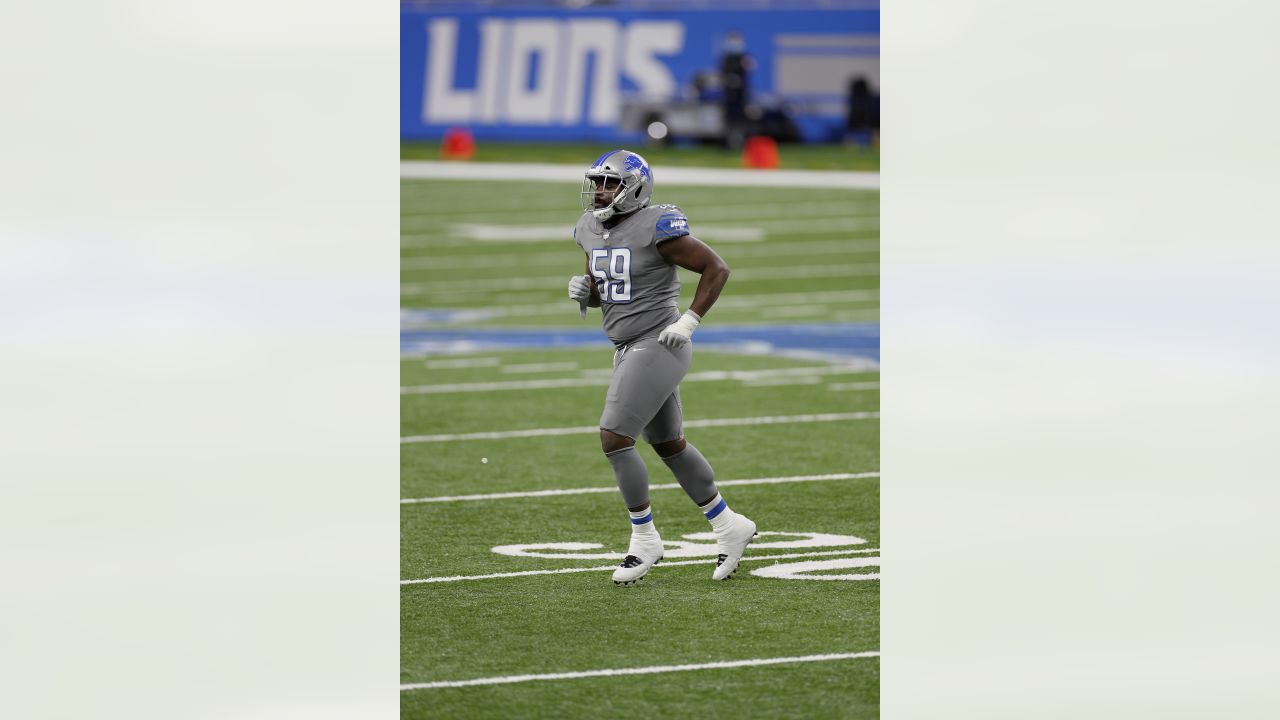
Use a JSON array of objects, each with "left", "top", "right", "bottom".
[
  {"left": 572, "top": 212, "right": 595, "bottom": 246},
  {"left": 654, "top": 207, "right": 690, "bottom": 241}
]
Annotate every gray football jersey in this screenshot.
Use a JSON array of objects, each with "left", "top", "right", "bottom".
[{"left": 573, "top": 204, "right": 691, "bottom": 346}]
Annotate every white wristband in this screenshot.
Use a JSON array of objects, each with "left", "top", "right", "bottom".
[{"left": 675, "top": 310, "right": 701, "bottom": 333}]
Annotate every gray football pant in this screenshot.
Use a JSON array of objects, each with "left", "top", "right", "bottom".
[
  {"left": 600, "top": 336, "right": 718, "bottom": 509},
  {"left": 599, "top": 336, "right": 690, "bottom": 443}
]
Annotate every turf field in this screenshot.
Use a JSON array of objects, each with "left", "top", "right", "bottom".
[
  {"left": 402, "top": 140, "right": 880, "bottom": 172},
  {"left": 401, "top": 168, "right": 879, "bottom": 718}
]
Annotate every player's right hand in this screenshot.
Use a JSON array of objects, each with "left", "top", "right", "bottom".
[{"left": 568, "top": 275, "right": 592, "bottom": 302}]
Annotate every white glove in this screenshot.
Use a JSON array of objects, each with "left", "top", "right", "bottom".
[
  {"left": 658, "top": 310, "right": 701, "bottom": 348},
  {"left": 567, "top": 275, "right": 592, "bottom": 302}
]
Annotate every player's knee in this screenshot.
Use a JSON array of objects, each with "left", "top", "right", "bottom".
[
  {"left": 600, "top": 429, "right": 635, "bottom": 455},
  {"left": 651, "top": 437, "right": 686, "bottom": 458}
]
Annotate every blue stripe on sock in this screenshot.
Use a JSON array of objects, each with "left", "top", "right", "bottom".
[
  {"left": 630, "top": 512, "right": 653, "bottom": 525},
  {"left": 704, "top": 499, "right": 728, "bottom": 520}
]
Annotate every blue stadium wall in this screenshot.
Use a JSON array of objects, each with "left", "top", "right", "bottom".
[{"left": 401, "top": 3, "right": 879, "bottom": 143}]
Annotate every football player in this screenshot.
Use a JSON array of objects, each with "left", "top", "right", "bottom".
[{"left": 567, "top": 149, "right": 758, "bottom": 585}]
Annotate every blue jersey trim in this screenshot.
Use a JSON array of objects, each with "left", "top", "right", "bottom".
[{"left": 655, "top": 211, "right": 690, "bottom": 240}]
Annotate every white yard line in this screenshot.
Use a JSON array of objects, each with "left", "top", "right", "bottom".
[
  {"left": 402, "top": 364, "right": 872, "bottom": 395},
  {"left": 684, "top": 200, "right": 879, "bottom": 221},
  {"left": 401, "top": 161, "right": 879, "bottom": 190},
  {"left": 760, "top": 305, "right": 831, "bottom": 318},
  {"left": 675, "top": 229, "right": 769, "bottom": 243},
  {"left": 403, "top": 376, "right": 597, "bottom": 394},
  {"left": 401, "top": 288, "right": 879, "bottom": 319},
  {"left": 400, "top": 548, "right": 881, "bottom": 585},
  {"left": 500, "top": 362, "right": 579, "bottom": 374},
  {"left": 399, "top": 238, "right": 879, "bottom": 271},
  {"left": 831, "top": 310, "right": 881, "bottom": 321},
  {"left": 441, "top": 223, "right": 768, "bottom": 243},
  {"left": 740, "top": 377, "right": 823, "bottom": 387},
  {"left": 828, "top": 381, "right": 882, "bottom": 392},
  {"left": 401, "top": 184, "right": 867, "bottom": 201},
  {"left": 406, "top": 217, "right": 877, "bottom": 243},
  {"left": 401, "top": 252, "right": 578, "bottom": 271},
  {"left": 400, "top": 263, "right": 879, "bottom": 295},
  {"left": 400, "top": 412, "right": 878, "bottom": 443},
  {"left": 711, "top": 289, "right": 875, "bottom": 308},
  {"left": 724, "top": 238, "right": 879, "bottom": 257},
  {"left": 400, "top": 650, "right": 880, "bottom": 690},
  {"left": 403, "top": 214, "right": 877, "bottom": 236},
  {"left": 401, "top": 471, "right": 879, "bottom": 504},
  {"left": 398, "top": 192, "right": 872, "bottom": 221},
  {"left": 730, "top": 263, "right": 879, "bottom": 281},
  {"left": 424, "top": 356, "right": 500, "bottom": 369},
  {"left": 401, "top": 200, "right": 878, "bottom": 222}
]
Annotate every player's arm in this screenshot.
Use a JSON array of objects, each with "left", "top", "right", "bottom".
[
  {"left": 654, "top": 234, "right": 729, "bottom": 348},
  {"left": 656, "top": 234, "right": 730, "bottom": 318},
  {"left": 583, "top": 256, "right": 601, "bottom": 307}
]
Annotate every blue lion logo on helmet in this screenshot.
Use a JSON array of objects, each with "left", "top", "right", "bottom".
[{"left": 624, "top": 153, "right": 650, "bottom": 180}]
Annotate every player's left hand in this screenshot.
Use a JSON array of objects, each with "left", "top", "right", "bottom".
[{"left": 658, "top": 310, "right": 701, "bottom": 348}]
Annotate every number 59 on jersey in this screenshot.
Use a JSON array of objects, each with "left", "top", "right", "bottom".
[{"left": 590, "top": 248, "right": 633, "bottom": 303}]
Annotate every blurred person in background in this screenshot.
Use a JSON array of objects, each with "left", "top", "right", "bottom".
[
  {"left": 719, "top": 31, "right": 754, "bottom": 150},
  {"left": 845, "top": 76, "right": 879, "bottom": 149},
  {"left": 566, "top": 149, "right": 758, "bottom": 586},
  {"left": 692, "top": 70, "right": 722, "bottom": 103}
]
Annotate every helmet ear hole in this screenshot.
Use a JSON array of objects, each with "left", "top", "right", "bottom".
[{"left": 633, "top": 186, "right": 642, "bottom": 198}]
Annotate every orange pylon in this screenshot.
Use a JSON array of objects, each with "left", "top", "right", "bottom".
[
  {"left": 742, "top": 136, "right": 779, "bottom": 169},
  {"left": 441, "top": 127, "right": 475, "bottom": 161}
]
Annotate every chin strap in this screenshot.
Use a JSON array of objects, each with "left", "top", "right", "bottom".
[{"left": 591, "top": 195, "right": 622, "bottom": 221}]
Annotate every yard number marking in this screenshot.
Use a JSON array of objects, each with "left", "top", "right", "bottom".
[{"left": 488, "top": 531, "right": 881, "bottom": 582}]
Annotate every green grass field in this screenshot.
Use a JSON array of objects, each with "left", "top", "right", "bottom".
[{"left": 402, "top": 164, "right": 879, "bottom": 718}]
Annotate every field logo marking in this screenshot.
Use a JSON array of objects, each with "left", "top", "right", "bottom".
[
  {"left": 400, "top": 547, "right": 879, "bottom": 585},
  {"left": 484, "top": 531, "right": 880, "bottom": 581},
  {"left": 492, "top": 531, "right": 866, "bottom": 560},
  {"left": 750, "top": 556, "right": 880, "bottom": 581}
]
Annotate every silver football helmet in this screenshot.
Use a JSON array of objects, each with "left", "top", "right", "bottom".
[{"left": 580, "top": 149, "right": 654, "bottom": 221}]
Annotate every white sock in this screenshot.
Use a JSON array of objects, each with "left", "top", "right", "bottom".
[
  {"left": 629, "top": 507, "right": 658, "bottom": 538},
  {"left": 698, "top": 493, "right": 736, "bottom": 531}
]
